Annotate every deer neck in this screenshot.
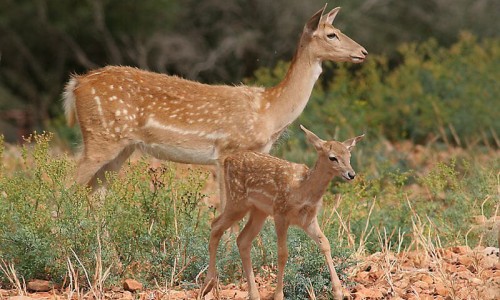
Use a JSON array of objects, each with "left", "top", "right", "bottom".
[
  {"left": 264, "top": 46, "right": 322, "bottom": 132},
  {"left": 302, "top": 158, "right": 335, "bottom": 202}
]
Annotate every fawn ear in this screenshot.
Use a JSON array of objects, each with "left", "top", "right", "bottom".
[
  {"left": 300, "top": 125, "right": 324, "bottom": 151},
  {"left": 343, "top": 134, "right": 365, "bottom": 151},
  {"left": 322, "top": 7, "right": 341, "bottom": 24},
  {"left": 305, "top": 4, "right": 327, "bottom": 33}
]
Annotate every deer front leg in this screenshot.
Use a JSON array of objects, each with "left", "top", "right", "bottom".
[
  {"left": 303, "top": 218, "right": 343, "bottom": 300},
  {"left": 273, "top": 216, "right": 289, "bottom": 300},
  {"left": 237, "top": 208, "right": 267, "bottom": 300}
]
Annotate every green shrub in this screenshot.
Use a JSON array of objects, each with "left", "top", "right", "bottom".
[
  {"left": 251, "top": 33, "right": 500, "bottom": 148},
  {"left": 1, "top": 129, "right": 497, "bottom": 293}
]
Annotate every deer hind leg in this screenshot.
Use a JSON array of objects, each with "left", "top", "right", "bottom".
[
  {"left": 303, "top": 218, "right": 343, "bottom": 300},
  {"left": 216, "top": 160, "right": 239, "bottom": 233},
  {"left": 202, "top": 204, "right": 247, "bottom": 296},
  {"left": 75, "top": 142, "right": 134, "bottom": 191},
  {"left": 273, "top": 216, "right": 289, "bottom": 300},
  {"left": 90, "top": 145, "right": 136, "bottom": 188},
  {"left": 237, "top": 208, "right": 267, "bottom": 300}
]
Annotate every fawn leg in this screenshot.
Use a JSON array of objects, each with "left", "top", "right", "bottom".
[
  {"left": 304, "top": 218, "right": 343, "bottom": 300},
  {"left": 202, "top": 207, "right": 247, "bottom": 296},
  {"left": 237, "top": 208, "right": 267, "bottom": 300},
  {"left": 273, "top": 216, "right": 289, "bottom": 300}
]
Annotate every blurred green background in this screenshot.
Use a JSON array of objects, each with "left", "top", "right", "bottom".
[{"left": 0, "top": 0, "right": 498, "bottom": 147}]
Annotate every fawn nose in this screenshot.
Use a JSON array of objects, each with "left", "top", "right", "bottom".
[
  {"left": 347, "top": 172, "right": 356, "bottom": 180},
  {"left": 362, "top": 49, "right": 368, "bottom": 56}
]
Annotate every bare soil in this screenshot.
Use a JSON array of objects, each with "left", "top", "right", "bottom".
[{"left": 2, "top": 246, "right": 498, "bottom": 300}]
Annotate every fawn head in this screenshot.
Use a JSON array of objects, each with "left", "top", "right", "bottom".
[
  {"left": 303, "top": 6, "right": 367, "bottom": 63},
  {"left": 300, "top": 125, "right": 364, "bottom": 180}
]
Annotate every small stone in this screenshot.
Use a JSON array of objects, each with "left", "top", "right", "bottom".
[
  {"left": 419, "top": 273, "right": 434, "bottom": 284},
  {"left": 413, "top": 280, "right": 429, "bottom": 290},
  {"left": 450, "top": 246, "right": 471, "bottom": 255},
  {"left": 473, "top": 215, "right": 487, "bottom": 224},
  {"left": 354, "top": 287, "right": 384, "bottom": 299},
  {"left": 27, "top": 279, "right": 53, "bottom": 292},
  {"left": 458, "top": 255, "right": 473, "bottom": 266},
  {"left": 123, "top": 279, "right": 143, "bottom": 292},
  {"left": 434, "top": 283, "right": 450, "bottom": 296},
  {"left": 120, "top": 291, "right": 133, "bottom": 300}
]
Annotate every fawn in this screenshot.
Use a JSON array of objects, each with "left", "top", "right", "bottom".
[{"left": 202, "top": 125, "right": 364, "bottom": 300}]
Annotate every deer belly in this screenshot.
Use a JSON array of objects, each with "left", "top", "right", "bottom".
[{"left": 139, "top": 142, "right": 217, "bottom": 165}]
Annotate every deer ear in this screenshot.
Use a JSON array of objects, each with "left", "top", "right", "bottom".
[
  {"left": 300, "top": 125, "right": 324, "bottom": 150},
  {"left": 304, "top": 5, "right": 327, "bottom": 33},
  {"left": 343, "top": 134, "right": 365, "bottom": 151},
  {"left": 323, "top": 7, "right": 341, "bottom": 24}
]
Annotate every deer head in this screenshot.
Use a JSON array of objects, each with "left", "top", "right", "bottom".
[
  {"left": 300, "top": 125, "right": 364, "bottom": 180},
  {"left": 302, "top": 6, "right": 367, "bottom": 63}
]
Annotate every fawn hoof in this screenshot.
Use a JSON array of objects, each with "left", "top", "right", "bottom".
[{"left": 201, "top": 276, "right": 217, "bottom": 297}]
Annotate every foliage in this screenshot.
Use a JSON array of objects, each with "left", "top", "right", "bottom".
[
  {"left": 1, "top": 1, "right": 499, "bottom": 141},
  {"left": 283, "top": 228, "right": 354, "bottom": 299},
  {"left": 254, "top": 33, "right": 500, "bottom": 151},
  {"left": 0, "top": 132, "right": 216, "bottom": 286},
  {"left": 0, "top": 131, "right": 498, "bottom": 296}
]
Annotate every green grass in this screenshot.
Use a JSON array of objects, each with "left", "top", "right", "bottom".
[{"left": 0, "top": 132, "right": 498, "bottom": 299}]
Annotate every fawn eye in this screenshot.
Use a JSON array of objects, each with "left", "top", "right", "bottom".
[
  {"left": 327, "top": 33, "right": 338, "bottom": 40},
  {"left": 329, "top": 156, "right": 338, "bottom": 162}
]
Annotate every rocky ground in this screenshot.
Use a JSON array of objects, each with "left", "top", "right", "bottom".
[{"left": 2, "top": 245, "right": 498, "bottom": 300}]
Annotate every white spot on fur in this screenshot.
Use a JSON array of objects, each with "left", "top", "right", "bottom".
[{"left": 144, "top": 118, "right": 228, "bottom": 140}]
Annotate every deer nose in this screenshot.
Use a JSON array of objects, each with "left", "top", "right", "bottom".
[
  {"left": 348, "top": 172, "right": 356, "bottom": 180},
  {"left": 362, "top": 49, "right": 368, "bottom": 56}
]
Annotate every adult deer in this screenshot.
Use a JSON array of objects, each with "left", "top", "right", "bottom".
[
  {"left": 63, "top": 5, "right": 367, "bottom": 206},
  {"left": 202, "top": 125, "right": 364, "bottom": 300}
]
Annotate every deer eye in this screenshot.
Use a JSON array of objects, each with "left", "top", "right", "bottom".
[
  {"left": 327, "top": 33, "right": 338, "bottom": 40},
  {"left": 329, "top": 156, "right": 338, "bottom": 162}
]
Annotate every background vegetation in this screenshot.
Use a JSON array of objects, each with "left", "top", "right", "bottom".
[{"left": 1, "top": 0, "right": 499, "bottom": 142}]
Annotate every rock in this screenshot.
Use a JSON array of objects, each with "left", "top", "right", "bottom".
[
  {"left": 220, "top": 289, "right": 247, "bottom": 298},
  {"left": 354, "top": 287, "right": 384, "bottom": 299},
  {"left": 419, "top": 273, "right": 434, "bottom": 284},
  {"left": 458, "top": 255, "right": 473, "bottom": 266},
  {"left": 478, "top": 286, "right": 500, "bottom": 300},
  {"left": 27, "top": 279, "right": 53, "bottom": 292},
  {"left": 482, "top": 247, "right": 499, "bottom": 258},
  {"left": 434, "top": 282, "right": 449, "bottom": 297},
  {"left": 355, "top": 271, "right": 371, "bottom": 283},
  {"left": 480, "top": 255, "right": 498, "bottom": 269},
  {"left": 450, "top": 246, "right": 471, "bottom": 255},
  {"left": 123, "top": 279, "right": 143, "bottom": 292},
  {"left": 413, "top": 280, "right": 429, "bottom": 290},
  {"left": 470, "top": 277, "right": 483, "bottom": 285},
  {"left": 120, "top": 291, "right": 133, "bottom": 300},
  {"left": 473, "top": 215, "right": 487, "bottom": 224}
]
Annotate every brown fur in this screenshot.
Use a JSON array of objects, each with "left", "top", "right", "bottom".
[
  {"left": 62, "top": 6, "right": 367, "bottom": 199},
  {"left": 202, "top": 125, "right": 364, "bottom": 300}
]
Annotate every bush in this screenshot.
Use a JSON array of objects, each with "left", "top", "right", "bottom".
[
  {"left": 0, "top": 132, "right": 216, "bottom": 287},
  {"left": 251, "top": 33, "right": 500, "bottom": 149}
]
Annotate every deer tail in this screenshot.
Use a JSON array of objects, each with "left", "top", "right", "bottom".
[{"left": 63, "top": 76, "right": 78, "bottom": 127}]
